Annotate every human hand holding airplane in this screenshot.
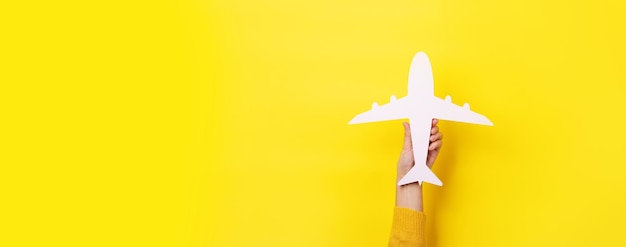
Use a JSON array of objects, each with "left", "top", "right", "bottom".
[
  {"left": 349, "top": 52, "right": 493, "bottom": 186},
  {"left": 397, "top": 119, "right": 442, "bottom": 179}
]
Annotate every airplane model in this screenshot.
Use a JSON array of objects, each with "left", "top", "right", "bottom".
[{"left": 349, "top": 52, "right": 493, "bottom": 186}]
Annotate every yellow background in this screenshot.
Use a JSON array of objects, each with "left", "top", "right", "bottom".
[{"left": 2, "top": 0, "right": 625, "bottom": 246}]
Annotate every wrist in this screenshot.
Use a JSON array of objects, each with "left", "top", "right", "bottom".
[{"left": 395, "top": 182, "right": 423, "bottom": 212}]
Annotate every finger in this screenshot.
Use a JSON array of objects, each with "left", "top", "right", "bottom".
[
  {"left": 430, "top": 126, "right": 439, "bottom": 135},
  {"left": 429, "top": 140, "right": 442, "bottom": 150},
  {"left": 402, "top": 122, "right": 412, "bottom": 150},
  {"left": 430, "top": 132, "right": 443, "bottom": 142},
  {"left": 432, "top": 118, "right": 438, "bottom": 126}
]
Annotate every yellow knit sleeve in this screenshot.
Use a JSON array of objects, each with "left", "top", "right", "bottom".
[{"left": 388, "top": 207, "right": 426, "bottom": 247}]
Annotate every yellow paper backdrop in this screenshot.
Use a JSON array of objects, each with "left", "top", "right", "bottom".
[{"left": 2, "top": 0, "right": 625, "bottom": 246}]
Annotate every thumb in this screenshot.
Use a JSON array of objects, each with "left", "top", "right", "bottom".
[{"left": 402, "top": 122, "right": 412, "bottom": 151}]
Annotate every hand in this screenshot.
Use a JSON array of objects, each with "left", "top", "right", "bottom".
[
  {"left": 395, "top": 119, "right": 443, "bottom": 211},
  {"left": 426, "top": 119, "right": 443, "bottom": 168},
  {"left": 397, "top": 119, "right": 443, "bottom": 178}
]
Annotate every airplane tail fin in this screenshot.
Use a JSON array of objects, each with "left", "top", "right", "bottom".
[{"left": 397, "top": 165, "right": 443, "bottom": 186}]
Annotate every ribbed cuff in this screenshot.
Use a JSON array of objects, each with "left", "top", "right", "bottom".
[{"left": 389, "top": 207, "right": 426, "bottom": 245}]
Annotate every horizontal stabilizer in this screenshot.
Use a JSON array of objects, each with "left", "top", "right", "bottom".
[{"left": 397, "top": 164, "right": 443, "bottom": 186}]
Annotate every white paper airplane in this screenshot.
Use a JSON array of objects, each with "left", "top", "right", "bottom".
[{"left": 349, "top": 52, "right": 493, "bottom": 186}]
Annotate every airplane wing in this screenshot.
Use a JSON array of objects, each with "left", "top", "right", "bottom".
[
  {"left": 430, "top": 96, "right": 494, "bottom": 126},
  {"left": 349, "top": 96, "right": 411, "bottom": 124}
]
